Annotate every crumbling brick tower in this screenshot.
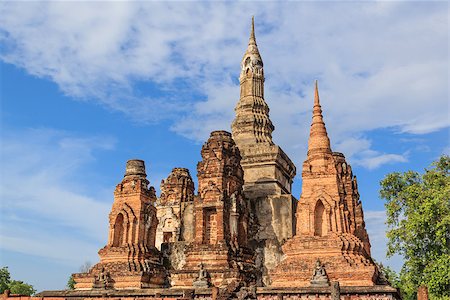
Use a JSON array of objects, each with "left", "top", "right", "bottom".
[
  {"left": 73, "top": 160, "right": 165, "bottom": 289},
  {"left": 171, "top": 131, "right": 256, "bottom": 288},
  {"left": 231, "top": 17, "right": 297, "bottom": 285},
  {"left": 155, "top": 167, "right": 195, "bottom": 249},
  {"left": 270, "top": 82, "right": 377, "bottom": 287}
]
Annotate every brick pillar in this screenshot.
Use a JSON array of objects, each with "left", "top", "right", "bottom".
[
  {"left": 194, "top": 206, "right": 203, "bottom": 244},
  {"left": 417, "top": 285, "right": 429, "bottom": 300},
  {"left": 216, "top": 208, "right": 224, "bottom": 241},
  {"left": 1, "top": 290, "right": 10, "bottom": 300},
  {"left": 212, "top": 287, "right": 219, "bottom": 300}
]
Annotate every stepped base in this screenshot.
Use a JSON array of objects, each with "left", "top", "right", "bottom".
[
  {"left": 171, "top": 242, "right": 256, "bottom": 288},
  {"left": 73, "top": 245, "right": 166, "bottom": 289},
  {"left": 270, "top": 233, "right": 378, "bottom": 287}
]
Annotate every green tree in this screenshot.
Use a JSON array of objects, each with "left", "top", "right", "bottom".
[
  {"left": 67, "top": 275, "right": 75, "bottom": 290},
  {"left": 0, "top": 267, "right": 11, "bottom": 294},
  {"left": 8, "top": 281, "right": 36, "bottom": 296},
  {"left": 0, "top": 267, "right": 35, "bottom": 296},
  {"left": 380, "top": 155, "right": 450, "bottom": 300}
]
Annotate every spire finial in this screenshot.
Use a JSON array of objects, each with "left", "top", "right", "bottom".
[
  {"left": 249, "top": 16, "right": 256, "bottom": 45},
  {"left": 307, "top": 80, "right": 332, "bottom": 157},
  {"left": 314, "top": 80, "right": 320, "bottom": 106},
  {"left": 234, "top": 15, "right": 271, "bottom": 146}
]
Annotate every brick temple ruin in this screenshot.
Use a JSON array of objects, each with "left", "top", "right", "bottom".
[{"left": 36, "top": 18, "right": 400, "bottom": 300}]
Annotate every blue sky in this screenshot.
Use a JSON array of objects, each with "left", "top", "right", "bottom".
[{"left": 0, "top": 1, "right": 448, "bottom": 292}]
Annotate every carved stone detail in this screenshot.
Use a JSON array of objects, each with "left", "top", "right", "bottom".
[{"left": 92, "top": 267, "right": 112, "bottom": 289}]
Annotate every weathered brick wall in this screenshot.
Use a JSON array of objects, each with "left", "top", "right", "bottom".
[{"left": 204, "top": 208, "right": 217, "bottom": 244}]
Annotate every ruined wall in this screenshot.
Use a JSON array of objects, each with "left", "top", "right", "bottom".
[
  {"left": 171, "top": 131, "right": 256, "bottom": 288},
  {"left": 155, "top": 168, "right": 195, "bottom": 250}
]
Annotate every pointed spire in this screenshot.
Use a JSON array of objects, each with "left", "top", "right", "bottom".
[
  {"left": 239, "top": 16, "right": 263, "bottom": 78},
  {"left": 249, "top": 16, "right": 256, "bottom": 45},
  {"left": 244, "top": 16, "right": 260, "bottom": 58},
  {"left": 314, "top": 80, "right": 320, "bottom": 106},
  {"left": 233, "top": 16, "right": 273, "bottom": 146},
  {"left": 307, "top": 81, "right": 332, "bottom": 157}
]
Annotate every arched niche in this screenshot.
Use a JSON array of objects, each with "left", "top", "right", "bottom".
[
  {"left": 112, "top": 213, "right": 124, "bottom": 247},
  {"left": 314, "top": 200, "right": 327, "bottom": 236}
]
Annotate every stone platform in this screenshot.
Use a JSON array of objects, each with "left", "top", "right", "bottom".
[{"left": 33, "top": 285, "right": 400, "bottom": 300}]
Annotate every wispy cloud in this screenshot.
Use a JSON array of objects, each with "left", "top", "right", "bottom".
[
  {"left": 364, "top": 210, "right": 403, "bottom": 272},
  {"left": 358, "top": 153, "right": 408, "bottom": 170},
  {"left": 0, "top": 2, "right": 446, "bottom": 166},
  {"left": 335, "top": 137, "right": 408, "bottom": 170},
  {"left": 0, "top": 128, "right": 114, "bottom": 262}
]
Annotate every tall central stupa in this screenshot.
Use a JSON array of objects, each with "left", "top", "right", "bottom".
[{"left": 231, "top": 17, "right": 297, "bottom": 284}]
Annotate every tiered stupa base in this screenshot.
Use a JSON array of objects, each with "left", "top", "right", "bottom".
[
  {"left": 270, "top": 233, "right": 378, "bottom": 287},
  {"left": 171, "top": 242, "right": 256, "bottom": 288},
  {"left": 74, "top": 245, "right": 166, "bottom": 289}
]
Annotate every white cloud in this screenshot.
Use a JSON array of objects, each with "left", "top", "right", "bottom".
[
  {"left": 2, "top": 2, "right": 442, "bottom": 226},
  {"left": 0, "top": 128, "right": 114, "bottom": 261},
  {"left": 335, "top": 136, "right": 408, "bottom": 170},
  {"left": 359, "top": 153, "right": 408, "bottom": 170},
  {"left": 0, "top": 229, "right": 99, "bottom": 265},
  {"left": 171, "top": 80, "right": 239, "bottom": 141},
  {"left": 1, "top": 2, "right": 447, "bottom": 132},
  {"left": 0, "top": 2, "right": 446, "bottom": 168},
  {"left": 364, "top": 210, "right": 403, "bottom": 272},
  {"left": 335, "top": 137, "right": 372, "bottom": 159}
]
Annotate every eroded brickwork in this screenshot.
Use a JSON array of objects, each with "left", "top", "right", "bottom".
[
  {"left": 73, "top": 160, "right": 165, "bottom": 289},
  {"left": 171, "top": 131, "right": 256, "bottom": 288},
  {"left": 270, "top": 82, "right": 377, "bottom": 288},
  {"left": 155, "top": 168, "right": 195, "bottom": 249}
]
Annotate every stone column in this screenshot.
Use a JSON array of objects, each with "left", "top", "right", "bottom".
[{"left": 331, "top": 281, "right": 340, "bottom": 300}]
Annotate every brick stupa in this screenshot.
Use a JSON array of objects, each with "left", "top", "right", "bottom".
[
  {"left": 231, "top": 17, "right": 297, "bottom": 285},
  {"left": 73, "top": 160, "right": 165, "bottom": 289},
  {"left": 270, "top": 81, "right": 377, "bottom": 287}
]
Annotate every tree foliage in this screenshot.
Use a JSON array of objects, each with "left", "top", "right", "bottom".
[
  {"left": 0, "top": 267, "right": 36, "bottom": 296},
  {"left": 67, "top": 275, "right": 75, "bottom": 290},
  {"left": 380, "top": 155, "right": 450, "bottom": 299},
  {"left": 8, "top": 280, "right": 36, "bottom": 296},
  {"left": 0, "top": 267, "right": 11, "bottom": 294}
]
